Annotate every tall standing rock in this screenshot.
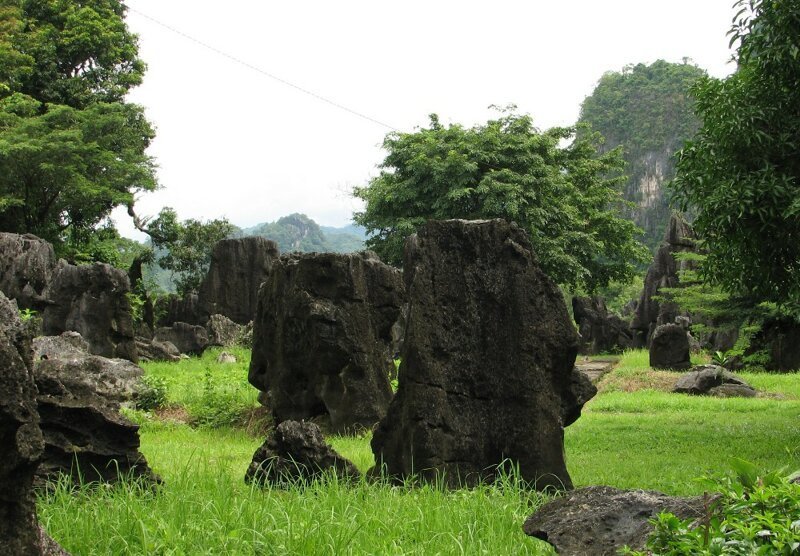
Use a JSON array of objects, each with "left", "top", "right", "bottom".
[
  {"left": 199, "top": 237, "right": 280, "bottom": 325},
  {"left": 0, "top": 292, "right": 66, "bottom": 554},
  {"left": 42, "top": 261, "right": 137, "bottom": 362},
  {"left": 0, "top": 232, "right": 57, "bottom": 312},
  {"left": 371, "top": 219, "right": 587, "bottom": 490},
  {"left": 630, "top": 214, "right": 696, "bottom": 347},
  {"left": 248, "top": 251, "right": 404, "bottom": 433}
]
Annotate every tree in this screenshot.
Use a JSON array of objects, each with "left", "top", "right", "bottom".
[
  {"left": 671, "top": 0, "right": 800, "bottom": 308},
  {"left": 354, "top": 108, "right": 648, "bottom": 292},
  {"left": 0, "top": 0, "right": 156, "bottom": 257},
  {"left": 143, "top": 207, "right": 237, "bottom": 296},
  {"left": 578, "top": 60, "right": 706, "bottom": 251}
]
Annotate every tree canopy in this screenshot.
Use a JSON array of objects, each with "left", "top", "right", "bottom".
[
  {"left": 354, "top": 109, "right": 648, "bottom": 292},
  {"left": 671, "top": 0, "right": 800, "bottom": 308},
  {"left": 578, "top": 60, "right": 706, "bottom": 250},
  {"left": 143, "top": 207, "right": 237, "bottom": 296},
  {"left": 0, "top": 0, "right": 156, "bottom": 258}
]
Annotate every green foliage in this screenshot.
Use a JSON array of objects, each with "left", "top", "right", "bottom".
[
  {"left": 711, "top": 350, "right": 730, "bottom": 368},
  {"left": 354, "top": 107, "right": 648, "bottom": 291},
  {"left": 139, "top": 347, "right": 259, "bottom": 428},
  {"left": 0, "top": 94, "right": 156, "bottom": 251},
  {"left": 39, "top": 426, "right": 552, "bottom": 555},
  {"left": 146, "top": 207, "right": 237, "bottom": 296},
  {"left": 18, "top": 306, "right": 36, "bottom": 321},
  {"left": 629, "top": 461, "right": 800, "bottom": 555},
  {"left": 4, "top": 0, "right": 145, "bottom": 109},
  {"left": 135, "top": 374, "right": 167, "bottom": 412},
  {"left": 0, "top": 0, "right": 156, "bottom": 256},
  {"left": 672, "top": 0, "right": 800, "bottom": 307},
  {"left": 578, "top": 60, "right": 706, "bottom": 251}
]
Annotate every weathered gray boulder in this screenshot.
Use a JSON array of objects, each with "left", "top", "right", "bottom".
[
  {"left": 216, "top": 351, "right": 237, "bottom": 364},
  {"left": 248, "top": 251, "right": 404, "bottom": 433},
  {"left": 0, "top": 293, "right": 45, "bottom": 553},
  {"left": 205, "top": 313, "right": 243, "bottom": 347},
  {"left": 199, "top": 237, "right": 280, "bottom": 325},
  {"left": 134, "top": 337, "right": 181, "bottom": 362},
  {"left": 42, "top": 261, "right": 137, "bottom": 362},
  {"left": 154, "top": 293, "right": 203, "bottom": 327},
  {"left": 32, "top": 334, "right": 144, "bottom": 406},
  {"left": 33, "top": 331, "right": 89, "bottom": 360},
  {"left": 649, "top": 323, "right": 691, "bottom": 370},
  {"left": 0, "top": 232, "right": 57, "bottom": 312},
  {"left": 673, "top": 365, "right": 757, "bottom": 397},
  {"left": 245, "top": 420, "right": 360, "bottom": 486},
  {"left": 631, "top": 214, "right": 697, "bottom": 347},
  {"left": 371, "top": 219, "right": 587, "bottom": 490},
  {"left": 523, "top": 485, "right": 708, "bottom": 555},
  {"left": 572, "top": 296, "right": 633, "bottom": 355},
  {"left": 154, "top": 322, "right": 208, "bottom": 355},
  {"left": 33, "top": 350, "right": 158, "bottom": 486}
]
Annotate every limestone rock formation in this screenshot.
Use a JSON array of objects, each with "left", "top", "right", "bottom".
[
  {"left": 41, "top": 261, "right": 137, "bottom": 362},
  {"left": 31, "top": 335, "right": 157, "bottom": 486},
  {"left": 199, "top": 237, "right": 280, "bottom": 325},
  {"left": 371, "top": 219, "right": 587, "bottom": 490},
  {"left": 673, "top": 365, "right": 756, "bottom": 397},
  {"left": 649, "top": 323, "right": 691, "bottom": 370},
  {"left": 523, "top": 485, "right": 708, "bottom": 555},
  {"left": 134, "top": 337, "right": 181, "bottom": 362},
  {"left": 205, "top": 313, "right": 243, "bottom": 347},
  {"left": 572, "top": 296, "right": 633, "bottom": 355},
  {"left": 0, "top": 293, "right": 45, "bottom": 553},
  {"left": 245, "top": 420, "right": 360, "bottom": 486},
  {"left": 750, "top": 318, "right": 800, "bottom": 372},
  {"left": 631, "top": 214, "right": 696, "bottom": 347},
  {"left": 33, "top": 334, "right": 144, "bottom": 406},
  {"left": 248, "top": 251, "right": 404, "bottom": 433},
  {"left": 0, "top": 292, "right": 68, "bottom": 555},
  {"left": 0, "top": 232, "right": 57, "bottom": 312},
  {"left": 154, "top": 322, "right": 208, "bottom": 355},
  {"left": 154, "top": 293, "right": 203, "bottom": 328}
]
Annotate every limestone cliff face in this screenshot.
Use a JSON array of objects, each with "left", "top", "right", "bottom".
[{"left": 624, "top": 150, "right": 674, "bottom": 252}]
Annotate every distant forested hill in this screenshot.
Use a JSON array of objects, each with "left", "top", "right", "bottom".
[
  {"left": 578, "top": 59, "right": 706, "bottom": 251},
  {"left": 238, "top": 213, "right": 365, "bottom": 254}
]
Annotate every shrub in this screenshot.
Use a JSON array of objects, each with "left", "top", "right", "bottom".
[
  {"left": 136, "top": 375, "right": 168, "bottom": 411},
  {"left": 627, "top": 460, "right": 800, "bottom": 555}
]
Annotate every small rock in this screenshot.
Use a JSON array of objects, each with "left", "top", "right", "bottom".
[
  {"left": 154, "top": 322, "right": 208, "bottom": 355},
  {"left": 673, "top": 365, "right": 756, "bottom": 397},
  {"left": 216, "top": 351, "right": 237, "bottom": 364},
  {"left": 523, "top": 485, "right": 708, "bottom": 555},
  {"left": 245, "top": 420, "right": 360, "bottom": 486},
  {"left": 649, "top": 323, "right": 691, "bottom": 370}
]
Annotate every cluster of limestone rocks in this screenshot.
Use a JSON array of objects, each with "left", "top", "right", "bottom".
[{"left": 0, "top": 220, "right": 761, "bottom": 555}]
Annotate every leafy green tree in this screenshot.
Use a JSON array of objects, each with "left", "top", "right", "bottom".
[
  {"left": 143, "top": 208, "right": 237, "bottom": 296},
  {"left": 0, "top": 0, "right": 156, "bottom": 257},
  {"left": 578, "top": 60, "right": 706, "bottom": 251},
  {"left": 671, "top": 0, "right": 800, "bottom": 308},
  {"left": 354, "top": 108, "right": 648, "bottom": 291}
]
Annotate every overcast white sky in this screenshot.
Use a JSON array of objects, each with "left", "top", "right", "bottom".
[{"left": 114, "top": 0, "right": 737, "bottom": 239}]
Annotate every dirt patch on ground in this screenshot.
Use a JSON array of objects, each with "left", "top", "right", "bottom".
[
  {"left": 153, "top": 405, "right": 192, "bottom": 424},
  {"left": 597, "top": 370, "right": 681, "bottom": 393}
]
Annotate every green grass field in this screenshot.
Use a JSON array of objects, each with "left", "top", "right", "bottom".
[{"left": 38, "top": 349, "right": 800, "bottom": 555}]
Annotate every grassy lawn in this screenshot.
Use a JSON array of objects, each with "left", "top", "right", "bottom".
[{"left": 38, "top": 349, "right": 800, "bottom": 554}]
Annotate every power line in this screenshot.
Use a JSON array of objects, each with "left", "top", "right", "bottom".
[{"left": 128, "top": 7, "right": 399, "bottom": 132}]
